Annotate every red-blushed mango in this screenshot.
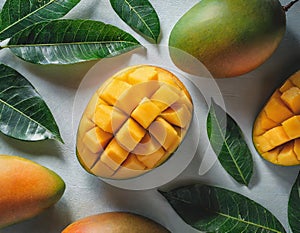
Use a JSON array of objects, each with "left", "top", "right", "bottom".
[
  {"left": 61, "top": 212, "right": 170, "bottom": 233},
  {"left": 0, "top": 155, "right": 65, "bottom": 229},
  {"left": 253, "top": 71, "right": 300, "bottom": 166},
  {"left": 76, "top": 65, "right": 193, "bottom": 179},
  {"left": 169, "top": 0, "right": 286, "bottom": 78}
]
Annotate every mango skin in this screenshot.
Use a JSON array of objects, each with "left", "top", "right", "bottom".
[
  {"left": 169, "top": 0, "right": 286, "bottom": 78},
  {"left": 62, "top": 212, "right": 170, "bottom": 233},
  {"left": 0, "top": 155, "right": 65, "bottom": 229}
]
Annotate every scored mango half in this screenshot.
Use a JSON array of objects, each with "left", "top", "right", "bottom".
[
  {"left": 253, "top": 71, "right": 300, "bottom": 166},
  {"left": 76, "top": 65, "right": 193, "bottom": 179}
]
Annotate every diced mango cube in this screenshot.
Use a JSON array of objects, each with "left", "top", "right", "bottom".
[
  {"left": 157, "top": 70, "right": 178, "bottom": 88},
  {"left": 281, "top": 87, "right": 300, "bottom": 114},
  {"left": 173, "top": 126, "right": 187, "bottom": 139},
  {"left": 99, "top": 79, "right": 132, "bottom": 105},
  {"left": 84, "top": 93, "right": 99, "bottom": 120},
  {"left": 77, "top": 146, "right": 100, "bottom": 169},
  {"left": 264, "top": 90, "right": 293, "bottom": 123},
  {"left": 253, "top": 111, "right": 278, "bottom": 136},
  {"left": 112, "top": 154, "right": 147, "bottom": 179},
  {"left": 149, "top": 117, "right": 180, "bottom": 150},
  {"left": 261, "top": 147, "right": 280, "bottom": 164},
  {"left": 151, "top": 84, "right": 180, "bottom": 111},
  {"left": 155, "top": 151, "right": 173, "bottom": 167},
  {"left": 277, "top": 142, "right": 299, "bottom": 166},
  {"left": 293, "top": 139, "right": 300, "bottom": 160},
  {"left": 94, "top": 104, "right": 127, "bottom": 133},
  {"left": 115, "top": 81, "right": 160, "bottom": 115},
  {"left": 279, "top": 80, "right": 294, "bottom": 93},
  {"left": 128, "top": 66, "right": 158, "bottom": 84},
  {"left": 77, "top": 115, "right": 95, "bottom": 141},
  {"left": 263, "top": 126, "right": 291, "bottom": 148},
  {"left": 114, "top": 67, "right": 136, "bottom": 82},
  {"left": 282, "top": 115, "right": 300, "bottom": 139},
  {"left": 115, "top": 118, "right": 146, "bottom": 151},
  {"left": 83, "top": 127, "right": 112, "bottom": 153},
  {"left": 131, "top": 97, "right": 161, "bottom": 129},
  {"left": 174, "top": 92, "right": 193, "bottom": 112},
  {"left": 289, "top": 70, "right": 300, "bottom": 88},
  {"left": 253, "top": 135, "right": 274, "bottom": 153},
  {"left": 136, "top": 147, "right": 165, "bottom": 168},
  {"left": 132, "top": 133, "right": 161, "bottom": 156},
  {"left": 100, "top": 139, "right": 129, "bottom": 170},
  {"left": 161, "top": 104, "right": 191, "bottom": 128},
  {"left": 123, "top": 154, "right": 146, "bottom": 170},
  {"left": 90, "top": 159, "right": 115, "bottom": 178}
]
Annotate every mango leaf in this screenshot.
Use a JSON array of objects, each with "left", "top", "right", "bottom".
[
  {"left": 0, "top": 64, "right": 63, "bottom": 142},
  {"left": 110, "top": 0, "right": 160, "bottom": 42},
  {"left": 7, "top": 19, "right": 141, "bottom": 64},
  {"left": 288, "top": 171, "right": 300, "bottom": 233},
  {"left": 0, "top": 0, "right": 80, "bottom": 41},
  {"left": 6, "top": 19, "right": 141, "bottom": 64},
  {"left": 207, "top": 99, "right": 253, "bottom": 185},
  {"left": 160, "top": 184, "right": 286, "bottom": 233}
]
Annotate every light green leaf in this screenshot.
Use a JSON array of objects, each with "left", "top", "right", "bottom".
[
  {"left": 207, "top": 99, "right": 253, "bottom": 185},
  {"left": 110, "top": 0, "right": 160, "bottom": 42},
  {"left": 288, "top": 171, "right": 300, "bottom": 233},
  {"left": 6, "top": 19, "right": 141, "bottom": 64},
  {"left": 0, "top": 0, "right": 80, "bottom": 41},
  {"left": 161, "top": 184, "right": 286, "bottom": 233},
  {"left": 0, "top": 64, "right": 63, "bottom": 142}
]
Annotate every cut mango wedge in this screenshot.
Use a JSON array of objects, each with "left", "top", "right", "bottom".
[
  {"left": 76, "top": 65, "right": 193, "bottom": 179},
  {"left": 253, "top": 70, "right": 300, "bottom": 166}
]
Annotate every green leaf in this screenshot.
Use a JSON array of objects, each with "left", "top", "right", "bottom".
[
  {"left": 288, "top": 171, "right": 300, "bottom": 233},
  {"left": 0, "top": 64, "right": 63, "bottom": 142},
  {"left": 0, "top": 0, "right": 80, "bottom": 41},
  {"left": 110, "top": 0, "right": 160, "bottom": 42},
  {"left": 6, "top": 19, "right": 141, "bottom": 64},
  {"left": 207, "top": 99, "right": 253, "bottom": 185},
  {"left": 160, "top": 184, "right": 286, "bottom": 233}
]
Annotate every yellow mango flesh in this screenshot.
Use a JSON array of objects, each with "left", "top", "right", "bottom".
[
  {"left": 76, "top": 65, "right": 193, "bottom": 179},
  {"left": 253, "top": 70, "right": 300, "bottom": 165},
  {"left": 0, "top": 155, "right": 65, "bottom": 229}
]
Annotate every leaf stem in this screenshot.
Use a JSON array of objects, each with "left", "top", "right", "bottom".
[{"left": 283, "top": 0, "right": 299, "bottom": 12}]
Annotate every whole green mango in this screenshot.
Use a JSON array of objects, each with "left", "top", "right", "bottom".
[{"left": 169, "top": 0, "right": 286, "bottom": 78}]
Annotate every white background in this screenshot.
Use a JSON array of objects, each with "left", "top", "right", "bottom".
[{"left": 0, "top": 0, "right": 299, "bottom": 232}]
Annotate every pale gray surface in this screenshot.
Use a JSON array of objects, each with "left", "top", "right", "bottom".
[{"left": 0, "top": 0, "right": 299, "bottom": 232}]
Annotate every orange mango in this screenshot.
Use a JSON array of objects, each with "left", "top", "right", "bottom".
[
  {"left": 253, "top": 71, "right": 300, "bottom": 166},
  {"left": 76, "top": 65, "right": 193, "bottom": 179},
  {"left": 62, "top": 212, "right": 170, "bottom": 233},
  {"left": 0, "top": 155, "right": 65, "bottom": 229}
]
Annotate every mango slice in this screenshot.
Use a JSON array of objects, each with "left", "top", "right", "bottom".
[
  {"left": 76, "top": 65, "right": 193, "bottom": 179},
  {"left": 253, "top": 70, "right": 300, "bottom": 166}
]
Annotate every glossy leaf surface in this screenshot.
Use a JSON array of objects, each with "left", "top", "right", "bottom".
[
  {"left": 8, "top": 19, "right": 141, "bottom": 64},
  {"left": 161, "top": 184, "right": 286, "bottom": 233},
  {"left": 0, "top": 64, "right": 62, "bottom": 142},
  {"left": 110, "top": 0, "right": 160, "bottom": 42},
  {"left": 0, "top": 0, "right": 80, "bottom": 40},
  {"left": 207, "top": 100, "right": 253, "bottom": 185}
]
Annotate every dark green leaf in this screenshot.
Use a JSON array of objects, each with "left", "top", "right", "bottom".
[
  {"left": 207, "top": 99, "right": 253, "bottom": 185},
  {"left": 0, "top": 0, "right": 80, "bottom": 41},
  {"left": 6, "top": 19, "right": 141, "bottom": 64},
  {"left": 288, "top": 171, "right": 300, "bottom": 233},
  {"left": 160, "top": 184, "right": 286, "bottom": 233},
  {"left": 0, "top": 64, "right": 63, "bottom": 142},
  {"left": 110, "top": 0, "right": 160, "bottom": 42}
]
